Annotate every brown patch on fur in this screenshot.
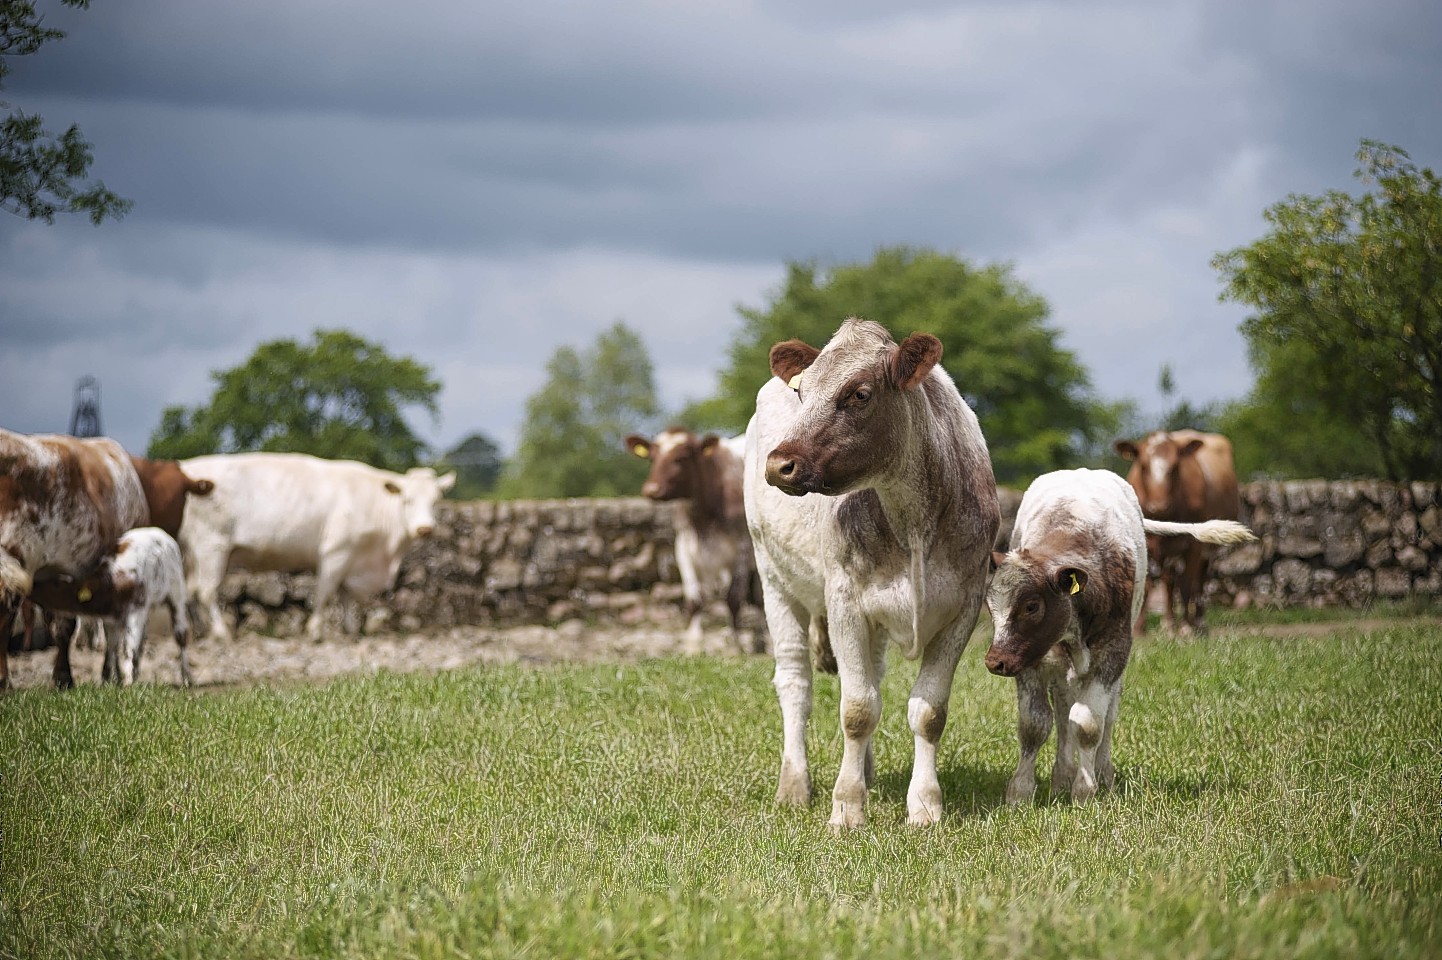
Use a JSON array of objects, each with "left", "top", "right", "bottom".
[
  {"left": 129, "top": 456, "right": 214, "bottom": 538},
  {"left": 842, "top": 698, "right": 877, "bottom": 739},
  {"left": 917, "top": 703, "right": 948, "bottom": 743}
]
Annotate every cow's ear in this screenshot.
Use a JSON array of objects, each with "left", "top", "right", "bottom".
[
  {"left": 385, "top": 481, "right": 402, "bottom": 495},
  {"left": 770, "top": 340, "right": 820, "bottom": 387},
  {"left": 1114, "top": 440, "right": 1139, "bottom": 461},
  {"left": 438, "top": 471, "right": 457, "bottom": 492},
  {"left": 1054, "top": 567, "right": 1087, "bottom": 596},
  {"left": 990, "top": 551, "right": 1008, "bottom": 572},
  {"left": 699, "top": 435, "right": 721, "bottom": 457},
  {"left": 888, "top": 333, "right": 942, "bottom": 391},
  {"left": 1179, "top": 438, "right": 1204, "bottom": 457},
  {"left": 625, "top": 435, "right": 652, "bottom": 459}
]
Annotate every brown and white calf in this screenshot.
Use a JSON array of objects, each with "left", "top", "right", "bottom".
[
  {"left": 0, "top": 429, "right": 148, "bottom": 689},
  {"left": 745, "top": 318, "right": 1000, "bottom": 829},
  {"left": 27, "top": 527, "right": 195, "bottom": 687},
  {"left": 984, "top": 468, "right": 1255, "bottom": 804},
  {"left": 625, "top": 427, "right": 761, "bottom": 653}
]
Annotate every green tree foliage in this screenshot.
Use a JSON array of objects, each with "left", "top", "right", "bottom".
[
  {"left": 686, "top": 246, "right": 1121, "bottom": 486},
  {"left": 1156, "top": 363, "right": 1219, "bottom": 433},
  {"left": 499, "top": 321, "right": 661, "bottom": 499},
  {"left": 147, "top": 329, "right": 441, "bottom": 471},
  {"left": 1, "top": 0, "right": 130, "bottom": 224},
  {"left": 1213, "top": 140, "right": 1442, "bottom": 480},
  {"left": 437, "top": 432, "right": 504, "bottom": 500}
]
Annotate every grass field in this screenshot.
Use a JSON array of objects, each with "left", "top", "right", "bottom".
[{"left": 2, "top": 618, "right": 1440, "bottom": 959}]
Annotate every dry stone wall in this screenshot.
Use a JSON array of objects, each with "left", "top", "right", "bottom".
[{"left": 219, "top": 481, "right": 1439, "bottom": 636}]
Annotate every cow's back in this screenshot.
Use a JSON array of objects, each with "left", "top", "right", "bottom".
[{"left": 1188, "top": 432, "right": 1241, "bottom": 523}]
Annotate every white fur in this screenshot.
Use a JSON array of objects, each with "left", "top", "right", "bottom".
[
  {"left": 98, "top": 528, "right": 193, "bottom": 687},
  {"left": 178, "top": 453, "right": 455, "bottom": 641}
]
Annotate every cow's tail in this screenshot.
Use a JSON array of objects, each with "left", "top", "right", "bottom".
[
  {"left": 188, "top": 478, "right": 215, "bottom": 496},
  {"left": 0, "top": 549, "right": 33, "bottom": 601},
  {"left": 1142, "top": 518, "right": 1257, "bottom": 545}
]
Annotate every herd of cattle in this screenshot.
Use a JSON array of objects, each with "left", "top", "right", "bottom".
[{"left": 2, "top": 318, "right": 1258, "bottom": 827}]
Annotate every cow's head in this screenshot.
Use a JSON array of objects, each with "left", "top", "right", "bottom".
[
  {"left": 983, "top": 550, "right": 1088, "bottom": 677},
  {"left": 625, "top": 428, "right": 721, "bottom": 501},
  {"left": 1114, "top": 431, "right": 1204, "bottom": 518},
  {"left": 764, "top": 318, "right": 942, "bottom": 497},
  {"left": 384, "top": 468, "right": 456, "bottom": 539}
]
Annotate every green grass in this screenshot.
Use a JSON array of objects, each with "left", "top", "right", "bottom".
[{"left": 3, "top": 622, "right": 1440, "bottom": 959}]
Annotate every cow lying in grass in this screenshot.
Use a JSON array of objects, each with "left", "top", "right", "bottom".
[
  {"left": 984, "top": 468, "right": 1255, "bottom": 804},
  {"left": 28, "top": 528, "right": 195, "bottom": 687}
]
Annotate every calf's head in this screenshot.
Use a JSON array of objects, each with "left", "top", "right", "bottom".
[
  {"left": 625, "top": 428, "right": 720, "bottom": 501},
  {"left": 764, "top": 318, "right": 942, "bottom": 497},
  {"left": 984, "top": 550, "right": 1089, "bottom": 677},
  {"left": 1114, "top": 431, "right": 1203, "bottom": 518},
  {"left": 385, "top": 468, "right": 457, "bottom": 539}
]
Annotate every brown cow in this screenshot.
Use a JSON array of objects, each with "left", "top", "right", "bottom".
[
  {"left": 0, "top": 430, "right": 148, "bottom": 689},
  {"left": 1113, "top": 429, "right": 1242, "bottom": 634},
  {"left": 626, "top": 428, "right": 761, "bottom": 654},
  {"left": 129, "top": 455, "right": 215, "bottom": 538}
]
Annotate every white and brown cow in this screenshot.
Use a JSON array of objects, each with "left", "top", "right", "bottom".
[
  {"left": 625, "top": 427, "right": 761, "bottom": 653},
  {"left": 28, "top": 527, "right": 195, "bottom": 687},
  {"left": 1114, "top": 430, "right": 1242, "bottom": 634},
  {"left": 984, "top": 468, "right": 1255, "bottom": 804},
  {"left": 178, "top": 452, "right": 455, "bottom": 641},
  {"left": 745, "top": 318, "right": 1000, "bottom": 829},
  {"left": 0, "top": 429, "right": 148, "bottom": 689}
]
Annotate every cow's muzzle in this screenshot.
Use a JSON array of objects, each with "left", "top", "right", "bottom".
[
  {"left": 983, "top": 644, "right": 1022, "bottom": 678},
  {"left": 765, "top": 447, "right": 822, "bottom": 496}
]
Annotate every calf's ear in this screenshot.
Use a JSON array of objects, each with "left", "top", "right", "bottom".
[
  {"left": 889, "top": 333, "right": 942, "bottom": 390},
  {"left": 437, "top": 471, "right": 457, "bottom": 492},
  {"left": 1054, "top": 567, "right": 1088, "bottom": 596},
  {"left": 698, "top": 435, "right": 721, "bottom": 457},
  {"left": 625, "top": 435, "right": 652, "bottom": 459},
  {"left": 1113, "top": 440, "right": 1139, "bottom": 461},
  {"left": 770, "top": 340, "right": 821, "bottom": 386},
  {"left": 990, "top": 550, "right": 1007, "bottom": 572}
]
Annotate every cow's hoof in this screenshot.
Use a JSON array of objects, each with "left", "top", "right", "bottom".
[
  {"left": 1071, "top": 771, "right": 1098, "bottom": 804},
  {"left": 53, "top": 673, "right": 74, "bottom": 691},
  {"left": 1005, "top": 777, "right": 1035, "bottom": 805},
  {"left": 776, "top": 767, "right": 811, "bottom": 806},
  {"left": 827, "top": 801, "right": 866, "bottom": 832}
]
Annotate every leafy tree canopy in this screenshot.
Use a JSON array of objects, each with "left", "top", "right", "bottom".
[
  {"left": 1, "top": 0, "right": 130, "bottom": 224},
  {"left": 437, "top": 432, "right": 504, "bottom": 500},
  {"left": 1213, "top": 140, "right": 1442, "bottom": 480},
  {"left": 147, "top": 329, "right": 441, "bottom": 471},
  {"left": 684, "top": 246, "right": 1122, "bottom": 486},
  {"left": 499, "top": 320, "right": 661, "bottom": 499}
]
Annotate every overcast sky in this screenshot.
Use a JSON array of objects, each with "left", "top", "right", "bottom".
[{"left": 3, "top": 0, "right": 1439, "bottom": 459}]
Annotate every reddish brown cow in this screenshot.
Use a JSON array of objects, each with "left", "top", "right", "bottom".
[
  {"left": 129, "top": 455, "right": 215, "bottom": 538},
  {"left": 1113, "top": 429, "right": 1242, "bottom": 634},
  {"left": 0, "top": 430, "right": 148, "bottom": 688},
  {"left": 626, "top": 428, "right": 761, "bottom": 653}
]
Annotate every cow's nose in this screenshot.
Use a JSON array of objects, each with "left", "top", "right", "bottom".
[
  {"left": 983, "top": 648, "right": 1016, "bottom": 677},
  {"left": 415, "top": 525, "right": 434, "bottom": 538},
  {"left": 773, "top": 459, "right": 796, "bottom": 479},
  {"left": 641, "top": 481, "right": 661, "bottom": 498}
]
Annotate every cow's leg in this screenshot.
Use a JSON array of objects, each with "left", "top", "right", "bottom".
[
  {"left": 191, "top": 549, "right": 233, "bottom": 642},
  {"left": 900, "top": 620, "right": 966, "bottom": 827},
  {"left": 167, "top": 598, "right": 195, "bottom": 687},
  {"left": 1095, "top": 680, "right": 1122, "bottom": 790},
  {"left": 1005, "top": 668, "right": 1053, "bottom": 804},
  {"left": 767, "top": 590, "right": 814, "bottom": 807},
  {"left": 117, "top": 609, "right": 147, "bottom": 686},
  {"left": 830, "top": 625, "right": 881, "bottom": 830},
  {"left": 1159, "top": 560, "right": 1179, "bottom": 633},
  {"left": 50, "top": 613, "right": 78, "bottom": 689},
  {"left": 101, "top": 620, "right": 119, "bottom": 683},
  {"left": 1049, "top": 677, "right": 1078, "bottom": 795},
  {"left": 675, "top": 535, "right": 704, "bottom": 653},
  {"left": 20, "top": 600, "right": 35, "bottom": 651},
  {"left": 307, "top": 551, "right": 350, "bottom": 641},
  {"left": 0, "top": 601, "right": 15, "bottom": 690},
  {"left": 1182, "top": 548, "right": 1210, "bottom": 635},
  {"left": 1067, "top": 680, "right": 1118, "bottom": 803}
]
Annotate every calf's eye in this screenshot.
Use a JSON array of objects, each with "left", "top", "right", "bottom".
[{"left": 852, "top": 386, "right": 871, "bottom": 404}]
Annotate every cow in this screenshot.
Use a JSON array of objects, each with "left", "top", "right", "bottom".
[
  {"left": 28, "top": 528, "right": 195, "bottom": 687},
  {"left": 177, "top": 453, "right": 455, "bottom": 641},
  {"left": 625, "top": 427, "right": 761, "bottom": 654},
  {"left": 0, "top": 429, "right": 148, "bottom": 689},
  {"left": 984, "top": 468, "right": 1256, "bottom": 803},
  {"left": 744, "top": 318, "right": 1000, "bottom": 829},
  {"left": 129, "top": 455, "right": 215, "bottom": 538},
  {"left": 1113, "top": 430, "right": 1242, "bottom": 634}
]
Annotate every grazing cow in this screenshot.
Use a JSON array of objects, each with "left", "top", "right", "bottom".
[
  {"left": 0, "top": 430, "right": 148, "bottom": 689},
  {"left": 1113, "top": 430, "right": 1242, "bottom": 634},
  {"left": 984, "top": 469, "right": 1256, "bottom": 803},
  {"left": 178, "top": 453, "right": 455, "bottom": 641},
  {"left": 28, "top": 528, "right": 195, "bottom": 687},
  {"left": 129, "top": 455, "right": 215, "bottom": 538},
  {"left": 745, "top": 318, "right": 1000, "bottom": 829},
  {"left": 625, "top": 427, "right": 761, "bottom": 653}
]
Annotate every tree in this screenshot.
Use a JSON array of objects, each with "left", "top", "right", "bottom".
[
  {"left": 500, "top": 320, "right": 661, "bottom": 499},
  {"left": 684, "top": 246, "right": 1122, "bottom": 486},
  {"left": 148, "top": 329, "right": 441, "bottom": 471},
  {"left": 1212, "top": 140, "right": 1442, "bottom": 480},
  {"left": 1155, "top": 362, "right": 1219, "bottom": 433},
  {"left": 2, "top": 0, "right": 130, "bottom": 224},
  {"left": 437, "top": 432, "right": 504, "bottom": 500}
]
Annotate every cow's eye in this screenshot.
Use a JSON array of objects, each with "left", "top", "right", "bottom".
[
  {"left": 851, "top": 386, "right": 871, "bottom": 404},
  {"left": 1022, "top": 598, "right": 1042, "bottom": 618}
]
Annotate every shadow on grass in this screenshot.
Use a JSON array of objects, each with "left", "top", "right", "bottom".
[{"left": 873, "top": 762, "right": 1014, "bottom": 819}]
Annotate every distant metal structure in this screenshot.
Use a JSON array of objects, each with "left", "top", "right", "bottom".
[{"left": 69, "top": 375, "right": 103, "bottom": 438}]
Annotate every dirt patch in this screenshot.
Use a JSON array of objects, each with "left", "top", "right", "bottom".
[{"left": 3, "top": 622, "right": 765, "bottom": 691}]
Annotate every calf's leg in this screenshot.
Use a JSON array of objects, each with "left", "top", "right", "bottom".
[
  {"left": 765, "top": 583, "right": 814, "bottom": 807},
  {"left": 117, "top": 609, "right": 147, "bottom": 686},
  {"left": 830, "top": 628, "right": 881, "bottom": 830},
  {"left": 50, "top": 613, "right": 79, "bottom": 689},
  {"left": 1067, "top": 680, "right": 1118, "bottom": 803},
  {"left": 1006, "top": 668, "right": 1053, "bottom": 805},
  {"left": 905, "top": 619, "right": 973, "bottom": 825},
  {"left": 0, "top": 601, "right": 15, "bottom": 690}
]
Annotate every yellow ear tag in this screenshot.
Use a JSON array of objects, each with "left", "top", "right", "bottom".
[
  {"left": 1068, "top": 573, "right": 1081, "bottom": 596},
  {"left": 787, "top": 374, "right": 802, "bottom": 391},
  {"left": 78, "top": 586, "right": 92, "bottom": 602},
  {"left": 632, "top": 444, "right": 647, "bottom": 457}
]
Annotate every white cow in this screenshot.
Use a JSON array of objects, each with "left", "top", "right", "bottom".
[
  {"left": 178, "top": 453, "right": 455, "bottom": 641},
  {"left": 745, "top": 318, "right": 1001, "bottom": 829}
]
